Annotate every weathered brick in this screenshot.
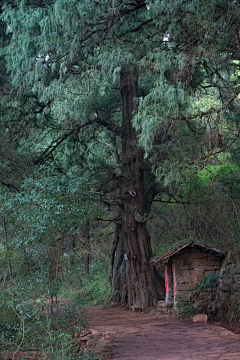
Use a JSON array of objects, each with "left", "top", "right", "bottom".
[
  {"left": 195, "top": 258, "right": 208, "bottom": 266},
  {"left": 194, "top": 268, "right": 205, "bottom": 275},
  {"left": 177, "top": 264, "right": 195, "bottom": 270},
  {"left": 175, "top": 291, "right": 190, "bottom": 301},
  {"left": 177, "top": 283, "right": 192, "bottom": 291},
  {"left": 204, "top": 270, "right": 215, "bottom": 276},
  {"left": 202, "top": 265, "right": 216, "bottom": 271},
  {"left": 189, "top": 274, "right": 198, "bottom": 283},
  {"left": 173, "top": 259, "right": 182, "bottom": 266},
  {"left": 178, "top": 269, "right": 189, "bottom": 276},
  {"left": 208, "top": 258, "right": 221, "bottom": 266},
  {"left": 191, "top": 251, "right": 205, "bottom": 259},
  {"left": 183, "top": 257, "right": 193, "bottom": 265},
  {"left": 178, "top": 275, "right": 190, "bottom": 283}
]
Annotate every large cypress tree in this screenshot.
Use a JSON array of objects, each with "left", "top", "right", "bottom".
[
  {"left": 3, "top": 0, "right": 240, "bottom": 309},
  {"left": 1, "top": 0, "right": 167, "bottom": 309}
]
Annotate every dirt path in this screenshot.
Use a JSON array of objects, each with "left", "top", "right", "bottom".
[{"left": 87, "top": 307, "right": 240, "bottom": 360}]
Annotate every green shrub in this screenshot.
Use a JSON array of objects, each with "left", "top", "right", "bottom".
[
  {"left": 69, "top": 259, "right": 111, "bottom": 307},
  {"left": 0, "top": 282, "right": 100, "bottom": 360},
  {"left": 189, "top": 272, "right": 219, "bottom": 299}
]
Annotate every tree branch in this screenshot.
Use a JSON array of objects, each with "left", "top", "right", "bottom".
[
  {"left": 34, "top": 120, "right": 94, "bottom": 164},
  {"left": 130, "top": 18, "right": 153, "bottom": 32}
]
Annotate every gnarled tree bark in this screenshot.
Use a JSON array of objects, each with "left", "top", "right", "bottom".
[{"left": 109, "top": 69, "right": 165, "bottom": 309}]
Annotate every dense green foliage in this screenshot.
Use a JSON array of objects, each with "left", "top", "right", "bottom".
[
  {"left": 1, "top": 0, "right": 240, "bottom": 355},
  {"left": 0, "top": 167, "right": 105, "bottom": 359}
]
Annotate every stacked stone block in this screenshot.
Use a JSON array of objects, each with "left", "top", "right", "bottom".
[
  {"left": 171, "top": 247, "right": 221, "bottom": 304},
  {"left": 215, "top": 253, "right": 240, "bottom": 317}
]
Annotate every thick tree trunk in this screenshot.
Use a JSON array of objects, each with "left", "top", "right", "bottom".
[{"left": 109, "top": 69, "right": 165, "bottom": 309}]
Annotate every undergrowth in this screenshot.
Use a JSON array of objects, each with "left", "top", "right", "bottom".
[
  {"left": 60, "top": 259, "right": 111, "bottom": 306},
  {"left": 0, "top": 257, "right": 110, "bottom": 360}
]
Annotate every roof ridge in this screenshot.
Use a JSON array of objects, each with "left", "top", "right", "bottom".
[{"left": 152, "top": 241, "right": 226, "bottom": 264}]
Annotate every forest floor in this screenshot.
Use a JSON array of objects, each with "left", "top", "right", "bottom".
[
  {"left": 3, "top": 305, "right": 240, "bottom": 360},
  {"left": 86, "top": 306, "right": 240, "bottom": 360}
]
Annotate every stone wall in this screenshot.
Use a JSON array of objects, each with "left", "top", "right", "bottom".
[
  {"left": 215, "top": 252, "right": 240, "bottom": 319},
  {"left": 178, "top": 252, "right": 240, "bottom": 318},
  {"left": 172, "top": 247, "right": 222, "bottom": 305}
]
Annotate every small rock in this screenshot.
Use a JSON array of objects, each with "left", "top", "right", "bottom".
[
  {"left": 157, "top": 301, "right": 167, "bottom": 308},
  {"left": 89, "top": 328, "right": 99, "bottom": 336},
  {"left": 192, "top": 314, "right": 208, "bottom": 323}
]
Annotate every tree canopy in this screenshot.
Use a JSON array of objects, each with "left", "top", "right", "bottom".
[{"left": 1, "top": 0, "right": 240, "bottom": 323}]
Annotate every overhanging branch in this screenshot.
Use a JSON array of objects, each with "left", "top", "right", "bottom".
[
  {"left": 130, "top": 18, "right": 153, "bottom": 32},
  {"left": 34, "top": 120, "right": 94, "bottom": 164}
]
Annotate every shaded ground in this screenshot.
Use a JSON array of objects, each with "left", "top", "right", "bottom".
[
  {"left": 87, "top": 307, "right": 240, "bottom": 360},
  {"left": 2, "top": 305, "right": 240, "bottom": 359},
  {"left": 214, "top": 319, "right": 240, "bottom": 335}
]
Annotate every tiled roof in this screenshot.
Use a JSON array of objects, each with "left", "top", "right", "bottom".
[{"left": 152, "top": 241, "right": 226, "bottom": 264}]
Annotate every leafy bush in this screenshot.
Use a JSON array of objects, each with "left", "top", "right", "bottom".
[
  {"left": 177, "top": 298, "right": 197, "bottom": 319},
  {"left": 0, "top": 280, "right": 100, "bottom": 360},
  {"left": 191, "top": 272, "right": 219, "bottom": 297},
  {"left": 62, "top": 259, "right": 111, "bottom": 307},
  {"left": 0, "top": 167, "right": 104, "bottom": 359}
]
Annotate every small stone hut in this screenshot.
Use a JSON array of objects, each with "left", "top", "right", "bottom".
[{"left": 153, "top": 241, "right": 226, "bottom": 307}]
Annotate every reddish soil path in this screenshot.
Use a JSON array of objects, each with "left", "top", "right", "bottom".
[{"left": 87, "top": 307, "right": 240, "bottom": 360}]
